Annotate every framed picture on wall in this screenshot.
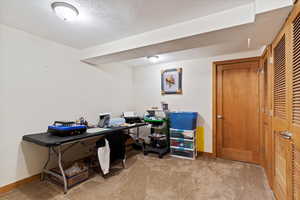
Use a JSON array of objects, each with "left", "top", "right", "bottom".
[{"left": 161, "top": 68, "right": 182, "bottom": 95}]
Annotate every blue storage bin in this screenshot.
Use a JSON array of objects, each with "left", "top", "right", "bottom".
[{"left": 169, "top": 112, "right": 198, "bottom": 130}]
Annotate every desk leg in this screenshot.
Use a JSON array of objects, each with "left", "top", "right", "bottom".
[
  {"left": 57, "top": 146, "right": 68, "bottom": 194},
  {"left": 136, "top": 127, "right": 145, "bottom": 152},
  {"left": 122, "top": 155, "right": 126, "bottom": 169},
  {"left": 41, "top": 147, "right": 51, "bottom": 181},
  {"left": 136, "top": 127, "right": 140, "bottom": 138}
]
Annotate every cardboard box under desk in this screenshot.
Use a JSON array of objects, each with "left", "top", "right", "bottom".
[{"left": 49, "top": 166, "right": 89, "bottom": 188}]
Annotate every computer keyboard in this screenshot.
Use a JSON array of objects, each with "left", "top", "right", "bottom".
[{"left": 86, "top": 128, "right": 109, "bottom": 134}]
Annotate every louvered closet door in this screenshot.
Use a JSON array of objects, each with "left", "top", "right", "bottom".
[
  {"left": 294, "top": 147, "right": 300, "bottom": 200},
  {"left": 273, "top": 35, "right": 288, "bottom": 124},
  {"left": 272, "top": 32, "right": 293, "bottom": 200},
  {"left": 291, "top": 13, "right": 300, "bottom": 200}
]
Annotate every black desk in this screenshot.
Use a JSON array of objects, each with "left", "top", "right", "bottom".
[{"left": 22, "top": 123, "right": 147, "bottom": 193}]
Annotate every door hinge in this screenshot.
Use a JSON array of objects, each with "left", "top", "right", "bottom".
[
  {"left": 217, "top": 115, "right": 223, "bottom": 119},
  {"left": 269, "top": 57, "right": 274, "bottom": 64},
  {"left": 269, "top": 110, "right": 273, "bottom": 117},
  {"left": 257, "top": 68, "right": 263, "bottom": 74}
]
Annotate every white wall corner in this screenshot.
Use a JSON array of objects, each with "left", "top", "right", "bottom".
[{"left": 259, "top": 45, "right": 267, "bottom": 55}]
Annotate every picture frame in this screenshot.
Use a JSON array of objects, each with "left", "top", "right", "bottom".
[{"left": 161, "top": 68, "right": 182, "bottom": 95}]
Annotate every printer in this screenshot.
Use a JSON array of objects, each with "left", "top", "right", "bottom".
[{"left": 123, "top": 111, "right": 142, "bottom": 124}]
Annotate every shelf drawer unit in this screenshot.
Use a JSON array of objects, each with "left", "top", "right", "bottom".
[
  {"left": 170, "top": 128, "right": 197, "bottom": 160},
  {"left": 170, "top": 138, "right": 194, "bottom": 149},
  {"left": 170, "top": 129, "right": 194, "bottom": 139}
]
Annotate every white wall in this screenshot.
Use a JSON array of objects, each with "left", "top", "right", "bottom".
[
  {"left": 0, "top": 25, "right": 134, "bottom": 187},
  {"left": 133, "top": 50, "right": 262, "bottom": 153}
]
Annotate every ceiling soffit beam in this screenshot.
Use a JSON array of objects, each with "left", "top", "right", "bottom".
[
  {"left": 81, "top": 0, "right": 293, "bottom": 65},
  {"left": 81, "top": 4, "right": 255, "bottom": 60},
  {"left": 255, "top": 0, "right": 293, "bottom": 14}
]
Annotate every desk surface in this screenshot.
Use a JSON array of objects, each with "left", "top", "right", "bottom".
[{"left": 23, "top": 123, "right": 147, "bottom": 147}]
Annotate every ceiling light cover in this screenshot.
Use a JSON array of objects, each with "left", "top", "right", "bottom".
[
  {"left": 147, "top": 55, "right": 159, "bottom": 63},
  {"left": 51, "top": 2, "right": 79, "bottom": 21}
]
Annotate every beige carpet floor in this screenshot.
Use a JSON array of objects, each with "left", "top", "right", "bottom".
[{"left": 0, "top": 153, "right": 274, "bottom": 200}]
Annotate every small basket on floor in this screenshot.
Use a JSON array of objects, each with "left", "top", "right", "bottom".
[{"left": 48, "top": 161, "right": 89, "bottom": 188}]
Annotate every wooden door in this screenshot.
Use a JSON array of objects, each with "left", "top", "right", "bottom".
[
  {"left": 274, "top": 133, "right": 294, "bottom": 200},
  {"left": 260, "top": 48, "right": 274, "bottom": 187},
  {"left": 294, "top": 147, "right": 300, "bottom": 200},
  {"left": 216, "top": 58, "right": 260, "bottom": 164},
  {"left": 272, "top": 30, "right": 294, "bottom": 200},
  {"left": 290, "top": 12, "right": 300, "bottom": 200},
  {"left": 269, "top": 2, "right": 300, "bottom": 199}
]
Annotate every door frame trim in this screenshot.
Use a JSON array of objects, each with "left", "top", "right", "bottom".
[{"left": 212, "top": 57, "right": 261, "bottom": 158}]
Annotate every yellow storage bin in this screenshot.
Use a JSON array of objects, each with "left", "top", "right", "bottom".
[{"left": 196, "top": 126, "right": 204, "bottom": 152}]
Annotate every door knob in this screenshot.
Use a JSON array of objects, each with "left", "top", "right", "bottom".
[
  {"left": 217, "top": 115, "right": 223, "bottom": 119},
  {"left": 279, "top": 131, "right": 293, "bottom": 140}
]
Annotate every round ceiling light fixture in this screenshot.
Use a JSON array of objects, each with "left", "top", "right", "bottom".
[
  {"left": 51, "top": 2, "right": 79, "bottom": 21},
  {"left": 147, "top": 55, "right": 159, "bottom": 63}
]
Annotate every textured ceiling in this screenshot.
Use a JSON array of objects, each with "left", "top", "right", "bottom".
[
  {"left": 0, "top": 0, "right": 253, "bottom": 49},
  {"left": 83, "top": 6, "right": 291, "bottom": 66}
]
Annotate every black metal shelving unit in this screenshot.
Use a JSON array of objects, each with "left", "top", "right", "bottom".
[{"left": 143, "top": 118, "right": 169, "bottom": 158}]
